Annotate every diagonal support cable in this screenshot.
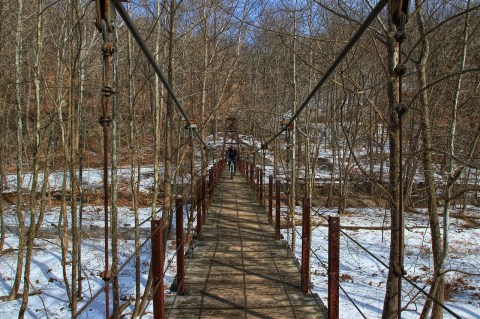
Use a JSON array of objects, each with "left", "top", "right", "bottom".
[
  {"left": 258, "top": 0, "right": 390, "bottom": 152},
  {"left": 113, "top": 2, "right": 208, "bottom": 148}
]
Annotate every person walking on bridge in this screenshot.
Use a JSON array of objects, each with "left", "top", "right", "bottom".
[{"left": 226, "top": 146, "right": 238, "bottom": 174}]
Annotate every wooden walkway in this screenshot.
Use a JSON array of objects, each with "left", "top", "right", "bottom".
[{"left": 165, "top": 170, "right": 327, "bottom": 318}]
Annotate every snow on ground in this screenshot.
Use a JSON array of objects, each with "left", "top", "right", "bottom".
[
  {"left": 1, "top": 161, "right": 479, "bottom": 318},
  {"left": 0, "top": 203, "right": 181, "bottom": 318},
  {"left": 1, "top": 203, "right": 479, "bottom": 318},
  {"left": 283, "top": 207, "right": 480, "bottom": 319}
]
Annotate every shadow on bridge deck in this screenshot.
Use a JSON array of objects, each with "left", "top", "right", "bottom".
[{"left": 165, "top": 169, "right": 327, "bottom": 318}]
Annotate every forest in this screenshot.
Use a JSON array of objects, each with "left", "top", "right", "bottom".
[{"left": 0, "top": 0, "right": 479, "bottom": 318}]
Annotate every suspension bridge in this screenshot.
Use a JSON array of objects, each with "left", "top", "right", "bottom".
[{"left": 70, "top": 0, "right": 467, "bottom": 318}]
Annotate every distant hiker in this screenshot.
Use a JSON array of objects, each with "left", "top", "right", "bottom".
[{"left": 226, "top": 147, "right": 238, "bottom": 172}]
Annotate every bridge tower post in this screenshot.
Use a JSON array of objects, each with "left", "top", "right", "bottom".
[
  {"left": 151, "top": 219, "right": 165, "bottom": 319},
  {"left": 175, "top": 197, "right": 185, "bottom": 295},
  {"left": 275, "top": 180, "right": 281, "bottom": 240},
  {"left": 328, "top": 216, "right": 340, "bottom": 319},
  {"left": 301, "top": 197, "right": 311, "bottom": 293},
  {"left": 268, "top": 176, "right": 273, "bottom": 224}
]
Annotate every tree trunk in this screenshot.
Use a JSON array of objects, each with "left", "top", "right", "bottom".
[
  {"left": 111, "top": 25, "right": 120, "bottom": 316},
  {"left": 163, "top": 0, "right": 176, "bottom": 236},
  {"left": 68, "top": 2, "right": 79, "bottom": 313},
  {"left": 19, "top": 0, "right": 43, "bottom": 316},
  {"left": 290, "top": 0, "right": 298, "bottom": 253},
  {"left": 381, "top": 25, "right": 401, "bottom": 319},
  {"left": 9, "top": 0, "right": 26, "bottom": 301},
  {"left": 415, "top": 2, "right": 444, "bottom": 318},
  {"left": 126, "top": 3, "right": 143, "bottom": 315}
]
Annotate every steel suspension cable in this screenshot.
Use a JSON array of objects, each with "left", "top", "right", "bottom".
[
  {"left": 258, "top": 0, "right": 390, "bottom": 152},
  {"left": 278, "top": 203, "right": 368, "bottom": 319},
  {"left": 76, "top": 157, "right": 221, "bottom": 317},
  {"left": 306, "top": 205, "right": 462, "bottom": 319},
  {"left": 113, "top": 2, "right": 207, "bottom": 149},
  {"left": 271, "top": 197, "right": 463, "bottom": 319}
]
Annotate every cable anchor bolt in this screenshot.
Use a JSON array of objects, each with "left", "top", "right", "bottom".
[
  {"left": 102, "top": 85, "right": 116, "bottom": 97},
  {"left": 395, "top": 103, "right": 407, "bottom": 117},
  {"left": 100, "top": 270, "right": 112, "bottom": 281},
  {"left": 394, "top": 64, "right": 407, "bottom": 77},
  {"left": 99, "top": 116, "right": 112, "bottom": 125}
]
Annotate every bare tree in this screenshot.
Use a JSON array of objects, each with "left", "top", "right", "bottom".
[
  {"left": 18, "top": 0, "right": 43, "bottom": 316},
  {"left": 9, "top": 0, "right": 26, "bottom": 301}
]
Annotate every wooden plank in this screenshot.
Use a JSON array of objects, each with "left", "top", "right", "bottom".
[{"left": 165, "top": 170, "right": 327, "bottom": 318}]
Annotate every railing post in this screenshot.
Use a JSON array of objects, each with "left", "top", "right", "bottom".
[
  {"left": 175, "top": 197, "right": 185, "bottom": 295},
  {"left": 259, "top": 169, "right": 263, "bottom": 205},
  {"left": 275, "top": 180, "right": 281, "bottom": 240},
  {"left": 249, "top": 163, "right": 252, "bottom": 182},
  {"left": 196, "top": 179, "right": 202, "bottom": 240},
  {"left": 301, "top": 196, "right": 311, "bottom": 293},
  {"left": 250, "top": 163, "right": 254, "bottom": 187},
  {"left": 268, "top": 175, "right": 273, "bottom": 224},
  {"left": 328, "top": 216, "right": 340, "bottom": 319},
  {"left": 151, "top": 219, "right": 164, "bottom": 319},
  {"left": 208, "top": 168, "right": 213, "bottom": 205},
  {"left": 202, "top": 175, "right": 207, "bottom": 224},
  {"left": 254, "top": 167, "right": 257, "bottom": 192},
  {"left": 256, "top": 168, "right": 260, "bottom": 198}
]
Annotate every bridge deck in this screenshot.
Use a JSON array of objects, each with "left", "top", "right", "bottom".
[{"left": 165, "top": 170, "right": 327, "bottom": 318}]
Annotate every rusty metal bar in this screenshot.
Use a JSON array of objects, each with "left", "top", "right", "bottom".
[
  {"left": 151, "top": 219, "right": 164, "bottom": 319},
  {"left": 256, "top": 168, "right": 260, "bottom": 198},
  {"left": 202, "top": 175, "right": 207, "bottom": 224},
  {"left": 328, "top": 216, "right": 340, "bottom": 319},
  {"left": 268, "top": 175, "right": 273, "bottom": 224},
  {"left": 275, "top": 180, "right": 281, "bottom": 240},
  {"left": 301, "top": 197, "right": 311, "bottom": 293},
  {"left": 196, "top": 179, "right": 202, "bottom": 240},
  {"left": 259, "top": 169, "right": 264, "bottom": 206},
  {"left": 208, "top": 168, "right": 213, "bottom": 206},
  {"left": 250, "top": 163, "right": 254, "bottom": 187},
  {"left": 175, "top": 197, "right": 185, "bottom": 295}
]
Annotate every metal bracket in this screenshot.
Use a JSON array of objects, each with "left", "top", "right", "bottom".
[{"left": 100, "top": 270, "right": 112, "bottom": 281}]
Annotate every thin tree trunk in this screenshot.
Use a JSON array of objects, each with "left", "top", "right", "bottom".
[
  {"left": 290, "top": 0, "right": 298, "bottom": 253},
  {"left": 151, "top": 0, "right": 164, "bottom": 221},
  {"left": 163, "top": 0, "right": 177, "bottom": 237},
  {"left": 415, "top": 2, "right": 444, "bottom": 317},
  {"left": 200, "top": 0, "right": 208, "bottom": 176},
  {"left": 68, "top": 3, "right": 79, "bottom": 314},
  {"left": 9, "top": 0, "right": 26, "bottom": 301},
  {"left": 381, "top": 24, "right": 401, "bottom": 319},
  {"left": 76, "top": 26, "right": 86, "bottom": 301},
  {"left": 19, "top": 1, "right": 43, "bottom": 314},
  {"left": 111, "top": 25, "right": 120, "bottom": 316},
  {"left": 442, "top": 0, "right": 470, "bottom": 282},
  {"left": 126, "top": 3, "right": 142, "bottom": 315},
  {"left": 55, "top": 11, "right": 73, "bottom": 306}
]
